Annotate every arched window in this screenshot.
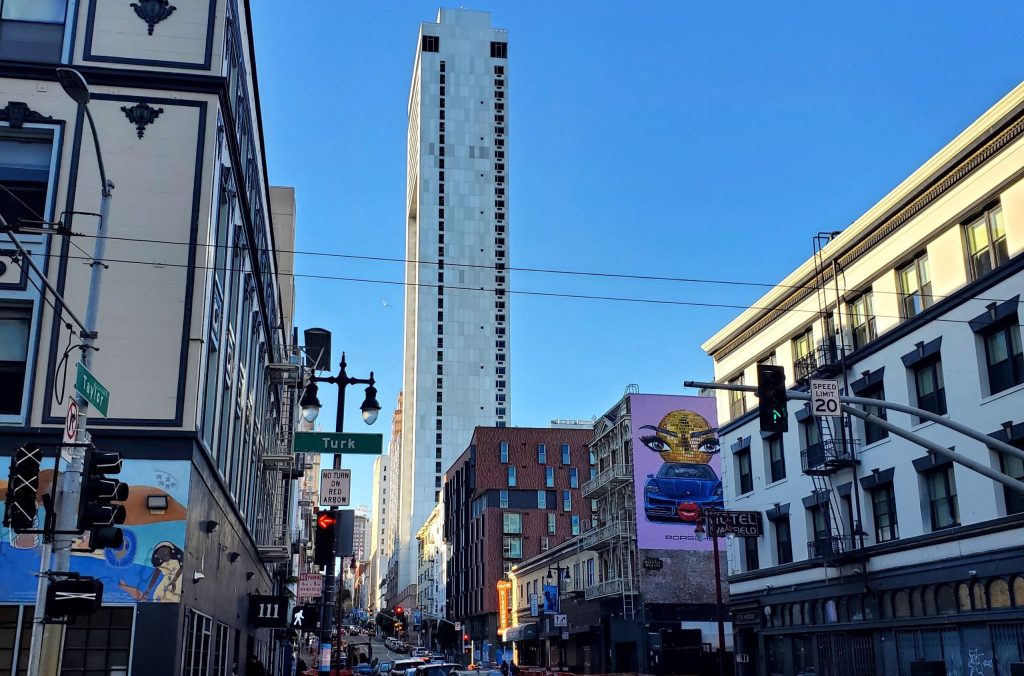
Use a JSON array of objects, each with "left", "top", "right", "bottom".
[
  {"left": 894, "top": 590, "right": 911, "bottom": 618},
  {"left": 910, "top": 588, "right": 925, "bottom": 617},
  {"left": 837, "top": 596, "right": 849, "bottom": 623},
  {"left": 958, "top": 583, "right": 972, "bottom": 612},
  {"left": 792, "top": 603, "right": 803, "bottom": 625},
  {"left": 937, "top": 584, "right": 957, "bottom": 615},
  {"left": 825, "top": 599, "right": 838, "bottom": 624},
  {"left": 813, "top": 600, "right": 824, "bottom": 625},
  {"left": 803, "top": 602, "right": 812, "bottom": 626},
  {"left": 989, "top": 579, "right": 1011, "bottom": 609},
  {"left": 1013, "top": 576, "right": 1024, "bottom": 607},
  {"left": 880, "top": 592, "right": 894, "bottom": 619},
  {"left": 864, "top": 594, "right": 879, "bottom": 621},
  {"left": 923, "top": 586, "right": 938, "bottom": 616},
  {"left": 849, "top": 595, "right": 864, "bottom": 621},
  {"left": 972, "top": 582, "right": 988, "bottom": 610}
]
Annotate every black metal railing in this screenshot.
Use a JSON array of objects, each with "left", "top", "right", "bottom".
[
  {"left": 806, "top": 535, "right": 859, "bottom": 561},
  {"left": 794, "top": 342, "right": 846, "bottom": 381},
  {"left": 801, "top": 438, "right": 860, "bottom": 474}
]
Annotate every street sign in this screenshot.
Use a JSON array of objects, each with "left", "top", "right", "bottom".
[
  {"left": 705, "top": 510, "right": 762, "bottom": 537},
  {"left": 810, "top": 379, "right": 841, "bottom": 417},
  {"left": 298, "top": 573, "right": 323, "bottom": 598},
  {"left": 75, "top": 362, "right": 110, "bottom": 417},
  {"left": 319, "top": 469, "right": 352, "bottom": 507},
  {"left": 64, "top": 400, "right": 79, "bottom": 444},
  {"left": 642, "top": 557, "right": 663, "bottom": 571},
  {"left": 737, "top": 654, "right": 750, "bottom": 664},
  {"left": 247, "top": 594, "right": 289, "bottom": 628},
  {"left": 553, "top": 614, "right": 567, "bottom": 628},
  {"left": 530, "top": 594, "right": 538, "bottom": 617},
  {"left": 455, "top": 622, "right": 463, "bottom": 631},
  {"left": 293, "top": 432, "right": 383, "bottom": 455}
]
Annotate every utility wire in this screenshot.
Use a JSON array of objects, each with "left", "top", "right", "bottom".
[
  {"left": 0, "top": 183, "right": 97, "bottom": 263},
  {"left": 55, "top": 251, "right": 1003, "bottom": 326},
  {"left": 73, "top": 231, "right": 1014, "bottom": 305}
]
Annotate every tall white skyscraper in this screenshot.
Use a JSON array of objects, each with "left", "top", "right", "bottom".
[{"left": 398, "top": 8, "right": 510, "bottom": 593}]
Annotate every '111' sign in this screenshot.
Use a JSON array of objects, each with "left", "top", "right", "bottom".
[{"left": 248, "top": 595, "right": 288, "bottom": 628}]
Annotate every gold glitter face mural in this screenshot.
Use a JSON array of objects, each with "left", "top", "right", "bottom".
[{"left": 638, "top": 410, "right": 720, "bottom": 464}]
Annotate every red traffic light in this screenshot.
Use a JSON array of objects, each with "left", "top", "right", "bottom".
[
  {"left": 317, "top": 512, "right": 337, "bottom": 529},
  {"left": 463, "top": 633, "right": 469, "bottom": 642},
  {"left": 395, "top": 606, "right": 403, "bottom": 614}
]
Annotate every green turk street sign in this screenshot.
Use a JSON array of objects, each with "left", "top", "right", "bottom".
[
  {"left": 292, "top": 432, "right": 383, "bottom": 455},
  {"left": 75, "top": 363, "right": 110, "bottom": 417}
]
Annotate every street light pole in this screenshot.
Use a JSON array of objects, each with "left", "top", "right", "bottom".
[
  {"left": 695, "top": 510, "right": 726, "bottom": 676},
  {"left": 301, "top": 352, "right": 379, "bottom": 672},
  {"left": 28, "top": 67, "right": 114, "bottom": 676}
]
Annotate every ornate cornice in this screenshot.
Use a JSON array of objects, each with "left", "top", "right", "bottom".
[
  {"left": 0, "top": 101, "right": 53, "bottom": 128},
  {"left": 712, "top": 110, "right": 1024, "bottom": 361}
]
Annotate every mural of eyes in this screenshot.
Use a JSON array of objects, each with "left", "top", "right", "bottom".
[
  {"left": 640, "top": 434, "right": 672, "bottom": 454},
  {"left": 696, "top": 436, "right": 721, "bottom": 455}
]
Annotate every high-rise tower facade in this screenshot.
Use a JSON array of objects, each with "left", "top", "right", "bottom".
[{"left": 399, "top": 8, "right": 510, "bottom": 592}]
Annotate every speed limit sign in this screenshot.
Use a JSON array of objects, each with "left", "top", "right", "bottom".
[
  {"left": 64, "top": 399, "right": 79, "bottom": 443},
  {"left": 810, "top": 379, "right": 840, "bottom": 417}
]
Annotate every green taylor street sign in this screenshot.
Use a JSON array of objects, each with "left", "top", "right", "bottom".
[
  {"left": 75, "top": 363, "right": 110, "bottom": 417},
  {"left": 292, "top": 432, "right": 383, "bottom": 455}
]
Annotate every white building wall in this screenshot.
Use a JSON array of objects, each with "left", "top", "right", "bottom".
[{"left": 399, "top": 8, "right": 510, "bottom": 592}]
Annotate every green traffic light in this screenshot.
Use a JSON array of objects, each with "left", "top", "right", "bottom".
[{"left": 772, "top": 408, "right": 785, "bottom": 422}]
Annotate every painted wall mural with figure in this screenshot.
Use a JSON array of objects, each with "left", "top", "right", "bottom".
[
  {"left": 631, "top": 394, "right": 721, "bottom": 551},
  {"left": 0, "top": 457, "right": 189, "bottom": 604}
]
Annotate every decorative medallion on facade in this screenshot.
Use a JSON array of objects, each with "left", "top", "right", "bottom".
[
  {"left": 0, "top": 101, "right": 53, "bottom": 129},
  {"left": 121, "top": 102, "right": 164, "bottom": 138},
  {"left": 130, "top": 0, "right": 176, "bottom": 35}
]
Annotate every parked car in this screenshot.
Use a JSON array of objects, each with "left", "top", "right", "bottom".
[
  {"left": 414, "top": 663, "right": 461, "bottom": 676},
  {"left": 391, "top": 658, "right": 427, "bottom": 676},
  {"left": 643, "top": 462, "right": 723, "bottom": 521},
  {"left": 411, "top": 647, "right": 430, "bottom": 658}
]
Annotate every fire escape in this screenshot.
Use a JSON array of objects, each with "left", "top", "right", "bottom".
[
  {"left": 256, "top": 346, "right": 304, "bottom": 563},
  {"left": 797, "top": 234, "right": 863, "bottom": 566},
  {"left": 581, "top": 390, "right": 638, "bottom": 619}
]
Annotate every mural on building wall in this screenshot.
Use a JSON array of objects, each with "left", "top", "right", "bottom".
[
  {"left": 0, "top": 458, "right": 189, "bottom": 604},
  {"left": 630, "top": 394, "right": 721, "bottom": 551}
]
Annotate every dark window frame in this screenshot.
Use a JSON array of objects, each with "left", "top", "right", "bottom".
[
  {"left": 870, "top": 482, "right": 898, "bottom": 542},
  {"left": 737, "top": 449, "right": 753, "bottom": 495}
]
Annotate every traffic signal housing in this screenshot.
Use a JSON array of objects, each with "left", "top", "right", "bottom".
[
  {"left": 3, "top": 444, "right": 41, "bottom": 533},
  {"left": 45, "top": 576, "right": 103, "bottom": 619},
  {"left": 77, "top": 449, "right": 129, "bottom": 550},
  {"left": 314, "top": 510, "right": 338, "bottom": 566},
  {"left": 757, "top": 364, "right": 789, "bottom": 433}
]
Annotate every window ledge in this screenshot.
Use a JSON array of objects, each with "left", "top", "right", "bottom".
[
  {"left": 861, "top": 437, "right": 892, "bottom": 452},
  {"left": 980, "top": 382, "right": 1024, "bottom": 406},
  {"left": 910, "top": 416, "right": 949, "bottom": 433},
  {"left": 764, "top": 478, "right": 790, "bottom": 490}
]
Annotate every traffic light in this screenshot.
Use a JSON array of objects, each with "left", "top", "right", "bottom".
[
  {"left": 3, "top": 444, "right": 41, "bottom": 533},
  {"left": 77, "top": 449, "right": 129, "bottom": 550},
  {"left": 314, "top": 510, "right": 338, "bottom": 566},
  {"left": 756, "top": 364, "right": 789, "bottom": 433},
  {"left": 45, "top": 576, "right": 103, "bottom": 619}
]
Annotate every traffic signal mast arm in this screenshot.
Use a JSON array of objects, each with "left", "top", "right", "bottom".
[{"left": 684, "top": 379, "right": 1024, "bottom": 495}]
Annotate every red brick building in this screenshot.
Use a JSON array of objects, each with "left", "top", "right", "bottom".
[{"left": 443, "top": 426, "right": 594, "bottom": 647}]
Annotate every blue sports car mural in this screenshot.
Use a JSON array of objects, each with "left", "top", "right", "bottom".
[{"left": 643, "top": 462, "right": 723, "bottom": 522}]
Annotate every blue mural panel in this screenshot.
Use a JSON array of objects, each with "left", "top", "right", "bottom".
[{"left": 0, "top": 458, "right": 190, "bottom": 604}]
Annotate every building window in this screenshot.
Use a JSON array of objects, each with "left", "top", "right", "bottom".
[
  {"left": 590, "top": 467, "right": 597, "bottom": 481},
  {"left": 562, "top": 491, "right": 571, "bottom": 512},
  {"left": 571, "top": 515, "right": 580, "bottom": 536},
  {"left": 503, "top": 512, "right": 522, "bottom": 534},
  {"left": 500, "top": 490, "right": 508, "bottom": 509},
  {"left": 0, "top": 305, "right": 32, "bottom": 416},
  {"left": 490, "top": 41, "right": 508, "bottom": 59},
  {"left": 0, "top": 0, "right": 68, "bottom": 62},
  {"left": 182, "top": 609, "right": 213, "bottom": 676},
  {"left": 500, "top": 441, "right": 509, "bottom": 463},
  {"left": 728, "top": 374, "right": 746, "bottom": 419},
  {"left": 561, "top": 443, "right": 570, "bottom": 464},
  {"left": 569, "top": 467, "right": 579, "bottom": 488},
  {"left": 965, "top": 205, "right": 1008, "bottom": 280},
  {"left": 212, "top": 622, "right": 230, "bottom": 676},
  {"left": 421, "top": 34, "right": 440, "bottom": 52},
  {"left": 912, "top": 358, "right": 947, "bottom": 416},
  {"left": 62, "top": 607, "right": 134, "bottom": 676},
  {"left": 545, "top": 466, "right": 554, "bottom": 488},
  {"left": 870, "top": 483, "right": 898, "bottom": 543},
  {"left": 547, "top": 513, "right": 556, "bottom": 534},
  {"left": 982, "top": 322, "right": 1024, "bottom": 394},
  {"left": 809, "top": 504, "right": 831, "bottom": 556},
  {"left": 744, "top": 536, "right": 759, "bottom": 571},
  {"left": 925, "top": 466, "right": 959, "bottom": 531},
  {"left": 774, "top": 517, "right": 793, "bottom": 565},
  {"left": 860, "top": 383, "right": 889, "bottom": 445},
  {"left": 898, "top": 254, "right": 933, "bottom": 318},
  {"left": 537, "top": 443, "right": 546, "bottom": 463},
  {"left": 1000, "top": 449, "right": 1024, "bottom": 515},
  {"left": 507, "top": 465, "right": 516, "bottom": 487},
  {"left": 736, "top": 449, "right": 753, "bottom": 495},
  {"left": 765, "top": 434, "right": 785, "bottom": 483},
  {"left": 502, "top": 536, "right": 522, "bottom": 559},
  {"left": 849, "top": 291, "right": 877, "bottom": 349},
  {"left": 537, "top": 490, "right": 546, "bottom": 508},
  {"left": 792, "top": 329, "right": 813, "bottom": 363},
  {"left": 540, "top": 537, "right": 550, "bottom": 551}
]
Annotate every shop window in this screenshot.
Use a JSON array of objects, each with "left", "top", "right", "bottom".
[
  {"left": 936, "top": 585, "right": 957, "bottom": 615},
  {"left": 989, "top": 579, "right": 1011, "bottom": 608},
  {"left": 957, "top": 583, "right": 972, "bottom": 612},
  {"left": 894, "top": 591, "right": 911, "bottom": 618}
]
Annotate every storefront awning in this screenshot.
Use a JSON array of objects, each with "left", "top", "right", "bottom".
[{"left": 502, "top": 623, "right": 538, "bottom": 642}]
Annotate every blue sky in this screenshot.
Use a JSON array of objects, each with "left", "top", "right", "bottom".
[{"left": 251, "top": 1, "right": 1024, "bottom": 509}]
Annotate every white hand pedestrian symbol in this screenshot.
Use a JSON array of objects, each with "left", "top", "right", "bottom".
[{"left": 294, "top": 609, "right": 304, "bottom": 626}]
